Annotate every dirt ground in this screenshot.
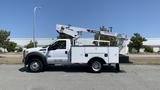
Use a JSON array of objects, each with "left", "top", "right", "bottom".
[
  {"left": 0, "top": 53, "right": 22, "bottom": 64},
  {"left": 129, "top": 54, "right": 160, "bottom": 65},
  {"left": 0, "top": 53, "right": 160, "bottom": 64}
]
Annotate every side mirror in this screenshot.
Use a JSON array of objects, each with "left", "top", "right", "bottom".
[
  {"left": 48, "top": 45, "right": 52, "bottom": 51},
  {"left": 48, "top": 45, "right": 57, "bottom": 51}
]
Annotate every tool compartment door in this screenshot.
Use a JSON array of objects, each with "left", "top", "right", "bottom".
[
  {"left": 71, "top": 47, "right": 85, "bottom": 63},
  {"left": 108, "top": 47, "right": 119, "bottom": 63}
]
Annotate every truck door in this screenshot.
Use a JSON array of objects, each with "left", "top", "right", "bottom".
[{"left": 47, "top": 40, "right": 69, "bottom": 64}]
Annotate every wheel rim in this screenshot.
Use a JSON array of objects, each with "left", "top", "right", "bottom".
[
  {"left": 30, "top": 61, "right": 40, "bottom": 71},
  {"left": 92, "top": 61, "right": 102, "bottom": 72}
]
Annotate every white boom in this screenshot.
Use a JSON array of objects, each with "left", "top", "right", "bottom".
[
  {"left": 56, "top": 24, "right": 117, "bottom": 39},
  {"left": 56, "top": 24, "right": 127, "bottom": 54}
]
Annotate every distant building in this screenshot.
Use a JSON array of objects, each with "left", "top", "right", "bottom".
[
  {"left": 10, "top": 38, "right": 55, "bottom": 47},
  {"left": 10, "top": 38, "right": 129, "bottom": 54},
  {"left": 10, "top": 38, "right": 160, "bottom": 53},
  {"left": 126, "top": 38, "right": 160, "bottom": 53},
  {"left": 10, "top": 38, "right": 95, "bottom": 47},
  {"left": 143, "top": 38, "right": 160, "bottom": 52}
]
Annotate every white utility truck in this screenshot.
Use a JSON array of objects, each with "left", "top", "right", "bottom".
[{"left": 23, "top": 24, "right": 126, "bottom": 72}]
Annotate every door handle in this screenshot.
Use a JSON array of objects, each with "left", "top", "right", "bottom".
[{"left": 65, "top": 51, "right": 68, "bottom": 54}]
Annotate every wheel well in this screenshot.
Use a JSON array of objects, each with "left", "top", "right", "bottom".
[
  {"left": 26, "top": 55, "right": 44, "bottom": 65},
  {"left": 88, "top": 57, "right": 106, "bottom": 65}
]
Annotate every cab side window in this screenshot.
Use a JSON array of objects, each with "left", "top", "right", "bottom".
[
  {"left": 50, "top": 40, "right": 66, "bottom": 50},
  {"left": 56, "top": 40, "right": 66, "bottom": 49}
]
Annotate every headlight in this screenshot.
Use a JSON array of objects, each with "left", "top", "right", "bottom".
[{"left": 25, "top": 51, "right": 29, "bottom": 55}]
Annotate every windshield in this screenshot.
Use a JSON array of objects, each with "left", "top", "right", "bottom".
[
  {"left": 42, "top": 45, "right": 49, "bottom": 48},
  {"left": 42, "top": 41, "right": 56, "bottom": 48}
]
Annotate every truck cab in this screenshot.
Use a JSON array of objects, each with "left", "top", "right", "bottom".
[
  {"left": 47, "top": 39, "right": 71, "bottom": 64},
  {"left": 23, "top": 39, "right": 71, "bottom": 67}
]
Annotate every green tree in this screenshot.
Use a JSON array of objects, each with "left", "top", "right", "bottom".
[
  {"left": 144, "top": 46, "right": 153, "bottom": 53},
  {"left": 16, "top": 47, "right": 23, "bottom": 52},
  {"left": 6, "top": 41, "right": 17, "bottom": 52},
  {"left": 94, "top": 26, "right": 117, "bottom": 46},
  {"left": 128, "top": 33, "right": 146, "bottom": 53},
  {"left": 0, "top": 30, "right": 10, "bottom": 51},
  {"left": 25, "top": 40, "right": 37, "bottom": 49}
]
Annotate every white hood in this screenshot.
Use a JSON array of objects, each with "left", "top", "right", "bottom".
[
  {"left": 26, "top": 47, "right": 43, "bottom": 51},
  {"left": 25, "top": 47, "right": 48, "bottom": 55}
]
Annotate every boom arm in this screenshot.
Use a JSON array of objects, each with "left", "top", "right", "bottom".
[
  {"left": 56, "top": 24, "right": 128, "bottom": 54},
  {"left": 56, "top": 24, "right": 117, "bottom": 39}
]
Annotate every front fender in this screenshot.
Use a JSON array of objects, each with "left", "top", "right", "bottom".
[{"left": 24, "top": 52, "right": 47, "bottom": 66}]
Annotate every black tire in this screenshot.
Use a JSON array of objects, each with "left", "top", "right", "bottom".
[
  {"left": 89, "top": 60, "right": 102, "bottom": 73},
  {"left": 115, "top": 63, "right": 120, "bottom": 72},
  {"left": 28, "top": 59, "right": 43, "bottom": 72}
]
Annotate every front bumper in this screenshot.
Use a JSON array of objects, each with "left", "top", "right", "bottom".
[
  {"left": 22, "top": 58, "right": 25, "bottom": 63},
  {"left": 22, "top": 50, "right": 26, "bottom": 64}
]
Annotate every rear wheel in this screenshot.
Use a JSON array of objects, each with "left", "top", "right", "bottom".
[
  {"left": 90, "top": 61, "right": 102, "bottom": 73},
  {"left": 28, "top": 59, "right": 43, "bottom": 72}
]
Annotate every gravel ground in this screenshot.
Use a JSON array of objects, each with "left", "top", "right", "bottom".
[{"left": 0, "top": 64, "right": 160, "bottom": 90}]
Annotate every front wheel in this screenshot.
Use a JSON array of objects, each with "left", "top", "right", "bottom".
[
  {"left": 89, "top": 61, "right": 102, "bottom": 73},
  {"left": 28, "top": 59, "right": 43, "bottom": 72}
]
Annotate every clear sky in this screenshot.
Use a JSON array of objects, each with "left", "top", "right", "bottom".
[{"left": 0, "top": 0, "right": 160, "bottom": 38}]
